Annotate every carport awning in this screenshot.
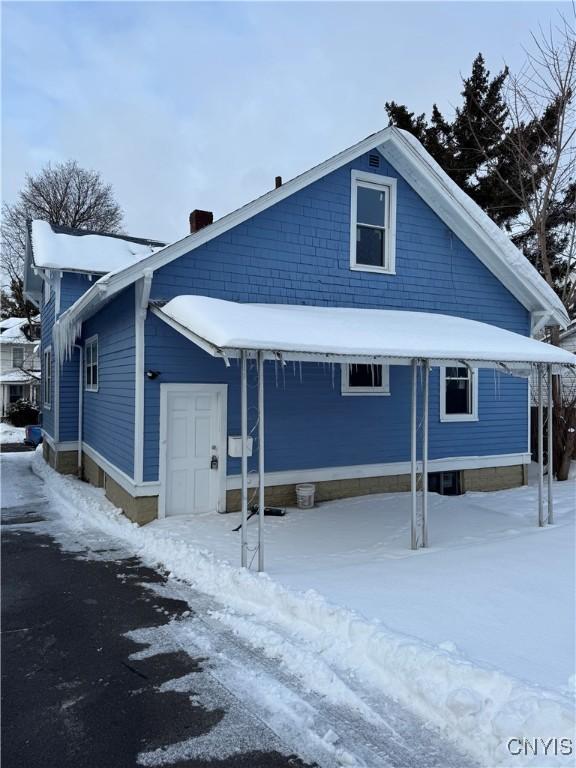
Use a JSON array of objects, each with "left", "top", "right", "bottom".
[{"left": 152, "top": 296, "right": 576, "bottom": 371}]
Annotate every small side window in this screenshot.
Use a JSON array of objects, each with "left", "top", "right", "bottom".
[
  {"left": 85, "top": 336, "right": 98, "bottom": 392},
  {"left": 43, "top": 347, "right": 52, "bottom": 408},
  {"left": 440, "top": 366, "right": 478, "bottom": 422},
  {"left": 341, "top": 363, "right": 390, "bottom": 396}
]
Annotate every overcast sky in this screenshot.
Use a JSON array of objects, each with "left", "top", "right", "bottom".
[{"left": 2, "top": 1, "right": 568, "bottom": 243}]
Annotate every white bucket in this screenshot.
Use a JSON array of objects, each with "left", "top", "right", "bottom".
[{"left": 296, "top": 483, "right": 316, "bottom": 509}]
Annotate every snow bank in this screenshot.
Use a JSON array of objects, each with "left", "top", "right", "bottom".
[
  {"left": 160, "top": 296, "right": 576, "bottom": 366},
  {"left": 30, "top": 220, "right": 161, "bottom": 273},
  {"left": 31, "top": 450, "right": 575, "bottom": 767},
  {"left": 0, "top": 423, "right": 26, "bottom": 444}
]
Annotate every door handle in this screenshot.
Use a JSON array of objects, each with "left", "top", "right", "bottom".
[{"left": 210, "top": 455, "right": 219, "bottom": 470}]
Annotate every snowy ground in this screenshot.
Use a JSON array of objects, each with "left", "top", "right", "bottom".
[
  {"left": 13, "top": 450, "right": 576, "bottom": 767},
  {"left": 0, "top": 422, "right": 25, "bottom": 444},
  {"left": 148, "top": 467, "right": 576, "bottom": 693}
]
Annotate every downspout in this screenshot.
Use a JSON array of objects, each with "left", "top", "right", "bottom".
[
  {"left": 134, "top": 268, "right": 153, "bottom": 484},
  {"left": 73, "top": 344, "right": 83, "bottom": 477}
]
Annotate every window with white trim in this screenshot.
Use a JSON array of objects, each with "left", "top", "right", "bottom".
[
  {"left": 43, "top": 347, "right": 52, "bottom": 408},
  {"left": 12, "top": 347, "right": 24, "bottom": 368},
  {"left": 350, "top": 170, "right": 396, "bottom": 274},
  {"left": 85, "top": 336, "right": 99, "bottom": 391},
  {"left": 440, "top": 366, "right": 478, "bottom": 421},
  {"left": 341, "top": 363, "right": 390, "bottom": 396}
]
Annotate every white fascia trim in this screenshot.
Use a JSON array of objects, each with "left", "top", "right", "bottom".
[
  {"left": 225, "top": 452, "right": 531, "bottom": 490},
  {"left": 377, "top": 133, "right": 568, "bottom": 328},
  {"left": 57, "top": 126, "right": 567, "bottom": 333},
  {"left": 82, "top": 442, "right": 160, "bottom": 497}
]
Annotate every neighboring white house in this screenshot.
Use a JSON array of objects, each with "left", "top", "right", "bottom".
[{"left": 0, "top": 316, "right": 41, "bottom": 418}]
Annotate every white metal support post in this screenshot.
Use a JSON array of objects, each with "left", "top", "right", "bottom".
[
  {"left": 410, "top": 358, "right": 418, "bottom": 550},
  {"left": 422, "top": 359, "right": 430, "bottom": 548},
  {"left": 537, "top": 364, "right": 545, "bottom": 527},
  {"left": 240, "top": 351, "right": 248, "bottom": 566},
  {"left": 547, "top": 363, "right": 554, "bottom": 525},
  {"left": 257, "top": 351, "right": 265, "bottom": 572}
]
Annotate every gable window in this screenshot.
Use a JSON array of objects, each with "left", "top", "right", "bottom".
[
  {"left": 85, "top": 336, "right": 98, "bottom": 392},
  {"left": 12, "top": 347, "right": 24, "bottom": 368},
  {"left": 43, "top": 347, "right": 52, "bottom": 408},
  {"left": 350, "top": 170, "right": 396, "bottom": 274},
  {"left": 440, "top": 366, "right": 478, "bottom": 422},
  {"left": 341, "top": 363, "right": 390, "bottom": 396}
]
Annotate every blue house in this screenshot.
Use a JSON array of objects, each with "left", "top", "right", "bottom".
[{"left": 24, "top": 127, "right": 572, "bottom": 554}]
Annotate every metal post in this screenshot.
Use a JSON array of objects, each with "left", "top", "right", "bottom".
[
  {"left": 240, "top": 351, "right": 248, "bottom": 566},
  {"left": 547, "top": 363, "right": 554, "bottom": 525},
  {"left": 537, "top": 364, "right": 545, "bottom": 527},
  {"left": 422, "top": 359, "right": 430, "bottom": 548},
  {"left": 257, "top": 351, "right": 265, "bottom": 572},
  {"left": 410, "top": 359, "right": 418, "bottom": 550}
]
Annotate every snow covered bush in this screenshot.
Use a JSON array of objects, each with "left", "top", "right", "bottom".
[{"left": 6, "top": 399, "right": 39, "bottom": 427}]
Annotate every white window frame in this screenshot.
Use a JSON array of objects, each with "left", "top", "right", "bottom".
[
  {"left": 12, "top": 347, "right": 24, "bottom": 368},
  {"left": 43, "top": 346, "right": 52, "bottom": 409},
  {"left": 341, "top": 363, "right": 390, "bottom": 396},
  {"left": 350, "top": 169, "right": 397, "bottom": 275},
  {"left": 85, "top": 335, "right": 99, "bottom": 392},
  {"left": 440, "top": 366, "right": 478, "bottom": 422}
]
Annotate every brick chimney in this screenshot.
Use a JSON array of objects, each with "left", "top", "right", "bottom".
[{"left": 189, "top": 209, "right": 213, "bottom": 233}]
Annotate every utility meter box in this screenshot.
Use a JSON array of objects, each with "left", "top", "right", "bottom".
[{"left": 228, "top": 436, "right": 253, "bottom": 458}]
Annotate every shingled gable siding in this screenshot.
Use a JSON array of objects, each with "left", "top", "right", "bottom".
[
  {"left": 82, "top": 287, "right": 136, "bottom": 478},
  {"left": 141, "top": 150, "right": 529, "bottom": 483}
]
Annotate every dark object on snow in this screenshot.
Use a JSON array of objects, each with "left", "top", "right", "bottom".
[
  {"left": 6, "top": 400, "right": 39, "bottom": 428},
  {"left": 233, "top": 506, "right": 286, "bottom": 532},
  {"left": 24, "top": 425, "right": 43, "bottom": 447}
]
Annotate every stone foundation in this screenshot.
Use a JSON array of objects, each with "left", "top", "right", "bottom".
[
  {"left": 101, "top": 474, "right": 158, "bottom": 526},
  {"left": 42, "top": 442, "right": 78, "bottom": 475},
  {"left": 42, "top": 442, "right": 526, "bottom": 524},
  {"left": 225, "top": 465, "right": 526, "bottom": 511},
  {"left": 462, "top": 464, "right": 525, "bottom": 492}
]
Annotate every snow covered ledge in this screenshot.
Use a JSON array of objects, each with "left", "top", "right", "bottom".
[{"left": 32, "top": 450, "right": 575, "bottom": 768}]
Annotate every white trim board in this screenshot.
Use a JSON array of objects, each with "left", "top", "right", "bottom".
[
  {"left": 55, "top": 126, "right": 567, "bottom": 347},
  {"left": 82, "top": 442, "right": 160, "bottom": 497},
  {"left": 225, "top": 452, "right": 531, "bottom": 490}
]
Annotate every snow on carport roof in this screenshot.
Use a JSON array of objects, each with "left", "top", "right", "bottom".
[{"left": 156, "top": 296, "right": 576, "bottom": 368}]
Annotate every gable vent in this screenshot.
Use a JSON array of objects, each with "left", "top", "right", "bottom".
[{"left": 368, "top": 153, "right": 380, "bottom": 168}]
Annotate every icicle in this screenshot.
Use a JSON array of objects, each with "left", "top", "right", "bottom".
[
  {"left": 274, "top": 358, "right": 279, "bottom": 388},
  {"left": 331, "top": 362, "right": 335, "bottom": 389},
  {"left": 299, "top": 360, "right": 303, "bottom": 383}
]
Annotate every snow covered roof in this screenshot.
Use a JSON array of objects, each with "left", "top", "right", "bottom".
[
  {"left": 0, "top": 317, "right": 38, "bottom": 344},
  {"left": 29, "top": 220, "right": 165, "bottom": 274},
  {"left": 0, "top": 369, "right": 38, "bottom": 383},
  {"left": 155, "top": 296, "right": 576, "bottom": 369}
]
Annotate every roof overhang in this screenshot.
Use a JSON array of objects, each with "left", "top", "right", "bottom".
[
  {"left": 55, "top": 126, "right": 570, "bottom": 343},
  {"left": 151, "top": 297, "right": 576, "bottom": 376}
]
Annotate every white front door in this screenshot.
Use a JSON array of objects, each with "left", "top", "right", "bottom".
[{"left": 160, "top": 384, "right": 226, "bottom": 517}]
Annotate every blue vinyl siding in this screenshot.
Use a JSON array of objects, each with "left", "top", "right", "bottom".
[
  {"left": 143, "top": 315, "right": 528, "bottom": 482},
  {"left": 82, "top": 287, "right": 136, "bottom": 477},
  {"left": 58, "top": 273, "right": 92, "bottom": 441},
  {"left": 139, "top": 149, "right": 529, "bottom": 482},
  {"left": 40, "top": 285, "right": 56, "bottom": 438}
]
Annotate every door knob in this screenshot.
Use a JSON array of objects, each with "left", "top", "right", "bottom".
[{"left": 210, "top": 455, "right": 219, "bottom": 470}]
